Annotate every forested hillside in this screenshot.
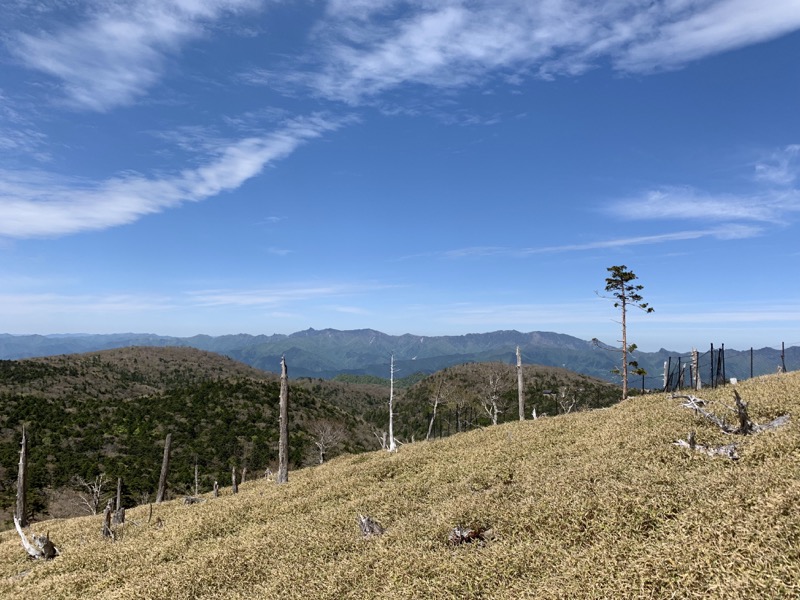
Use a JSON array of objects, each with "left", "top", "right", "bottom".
[
  {"left": 397, "top": 362, "right": 620, "bottom": 440},
  {"left": 0, "top": 347, "right": 382, "bottom": 524}
]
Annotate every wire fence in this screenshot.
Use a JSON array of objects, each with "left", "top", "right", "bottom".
[{"left": 639, "top": 342, "right": 798, "bottom": 393}]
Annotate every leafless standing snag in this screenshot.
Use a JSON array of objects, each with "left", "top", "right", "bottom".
[
  {"left": 156, "top": 433, "right": 172, "bottom": 503},
  {"left": 426, "top": 378, "right": 448, "bottom": 440},
  {"left": 102, "top": 499, "right": 114, "bottom": 538},
  {"left": 13, "top": 517, "right": 59, "bottom": 560},
  {"left": 16, "top": 426, "right": 29, "bottom": 527},
  {"left": 556, "top": 386, "right": 578, "bottom": 415},
  {"left": 387, "top": 353, "right": 398, "bottom": 452},
  {"left": 73, "top": 473, "right": 109, "bottom": 515},
  {"left": 373, "top": 429, "right": 388, "bottom": 450},
  {"left": 516, "top": 346, "right": 525, "bottom": 421},
  {"left": 277, "top": 355, "right": 289, "bottom": 484},
  {"left": 310, "top": 420, "right": 346, "bottom": 464},
  {"left": 482, "top": 368, "right": 510, "bottom": 426}
]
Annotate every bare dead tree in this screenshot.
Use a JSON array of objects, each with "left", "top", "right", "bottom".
[
  {"left": 213, "top": 480, "right": 219, "bottom": 498},
  {"left": 426, "top": 378, "right": 447, "bottom": 441},
  {"left": 277, "top": 355, "right": 289, "bottom": 484},
  {"left": 115, "top": 477, "right": 122, "bottom": 511},
  {"left": 231, "top": 466, "right": 238, "bottom": 494},
  {"left": 16, "top": 426, "right": 28, "bottom": 527},
  {"left": 156, "top": 433, "right": 172, "bottom": 503},
  {"left": 481, "top": 368, "right": 510, "bottom": 426},
  {"left": 556, "top": 386, "right": 578, "bottom": 415},
  {"left": 692, "top": 348, "right": 701, "bottom": 390},
  {"left": 310, "top": 420, "right": 346, "bottom": 464},
  {"left": 388, "top": 353, "right": 397, "bottom": 452},
  {"left": 373, "top": 429, "right": 388, "bottom": 450},
  {"left": 102, "top": 499, "right": 114, "bottom": 538},
  {"left": 516, "top": 346, "right": 525, "bottom": 420},
  {"left": 73, "top": 474, "right": 109, "bottom": 515},
  {"left": 194, "top": 457, "right": 199, "bottom": 497}
]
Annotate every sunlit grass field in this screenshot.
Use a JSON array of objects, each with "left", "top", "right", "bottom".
[{"left": 2, "top": 372, "right": 798, "bottom": 599}]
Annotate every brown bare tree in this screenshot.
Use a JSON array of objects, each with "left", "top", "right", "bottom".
[
  {"left": 156, "top": 433, "right": 172, "bottom": 503},
  {"left": 481, "top": 367, "right": 510, "bottom": 426},
  {"left": 15, "top": 426, "right": 29, "bottom": 527},
  {"left": 310, "top": 420, "right": 346, "bottom": 464},
  {"left": 516, "top": 346, "right": 525, "bottom": 420},
  {"left": 277, "top": 355, "right": 289, "bottom": 484},
  {"left": 73, "top": 474, "right": 109, "bottom": 515}
]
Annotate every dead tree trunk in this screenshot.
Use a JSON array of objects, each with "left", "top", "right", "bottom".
[
  {"left": 277, "top": 355, "right": 289, "bottom": 484},
  {"left": 102, "top": 499, "right": 114, "bottom": 538},
  {"left": 116, "top": 477, "right": 122, "bottom": 511},
  {"left": 194, "top": 457, "right": 199, "bottom": 497},
  {"left": 388, "top": 353, "right": 397, "bottom": 451},
  {"left": 213, "top": 480, "right": 219, "bottom": 498},
  {"left": 426, "top": 379, "right": 445, "bottom": 441},
  {"left": 156, "top": 433, "right": 172, "bottom": 503},
  {"left": 231, "top": 466, "right": 238, "bottom": 494},
  {"left": 516, "top": 346, "right": 525, "bottom": 421},
  {"left": 16, "top": 426, "right": 29, "bottom": 527},
  {"left": 692, "top": 348, "right": 701, "bottom": 390}
]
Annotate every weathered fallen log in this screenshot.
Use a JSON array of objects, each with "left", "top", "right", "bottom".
[
  {"left": 673, "top": 392, "right": 790, "bottom": 435},
  {"left": 673, "top": 431, "right": 739, "bottom": 460},
  {"left": 183, "top": 496, "right": 206, "bottom": 505},
  {"left": 14, "top": 517, "right": 59, "bottom": 560}
]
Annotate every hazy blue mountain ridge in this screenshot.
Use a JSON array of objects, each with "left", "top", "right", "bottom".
[{"left": 1, "top": 329, "right": 796, "bottom": 384}]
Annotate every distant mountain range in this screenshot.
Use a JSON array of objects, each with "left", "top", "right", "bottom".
[{"left": 0, "top": 329, "right": 797, "bottom": 384}]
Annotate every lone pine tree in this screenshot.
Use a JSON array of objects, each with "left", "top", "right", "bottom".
[{"left": 601, "top": 265, "right": 654, "bottom": 400}]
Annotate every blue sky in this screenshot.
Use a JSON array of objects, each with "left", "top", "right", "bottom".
[{"left": 2, "top": 0, "right": 800, "bottom": 352}]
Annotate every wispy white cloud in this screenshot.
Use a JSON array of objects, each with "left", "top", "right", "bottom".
[
  {"left": 440, "top": 225, "right": 761, "bottom": 259},
  {"left": 755, "top": 144, "right": 800, "bottom": 186},
  {"left": 186, "top": 281, "right": 395, "bottom": 307},
  {"left": 616, "top": 0, "right": 800, "bottom": 72},
  {"left": 300, "top": 1, "right": 800, "bottom": 103},
  {"left": 609, "top": 187, "right": 800, "bottom": 224},
  {"left": 8, "top": 0, "right": 262, "bottom": 111},
  {"left": 0, "top": 292, "right": 176, "bottom": 315},
  {"left": 0, "top": 115, "right": 345, "bottom": 238}
]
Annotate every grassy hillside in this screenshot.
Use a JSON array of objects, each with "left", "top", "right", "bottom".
[{"left": 2, "top": 372, "right": 797, "bottom": 599}]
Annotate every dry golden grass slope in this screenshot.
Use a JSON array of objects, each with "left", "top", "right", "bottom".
[{"left": 2, "top": 373, "right": 799, "bottom": 599}]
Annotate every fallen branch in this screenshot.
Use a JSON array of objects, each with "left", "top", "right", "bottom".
[
  {"left": 673, "top": 431, "right": 739, "bottom": 460},
  {"left": 14, "top": 517, "right": 59, "bottom": 560},
  {"left": 183, "top": 496, "right": 206, "bottom": 505}
]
